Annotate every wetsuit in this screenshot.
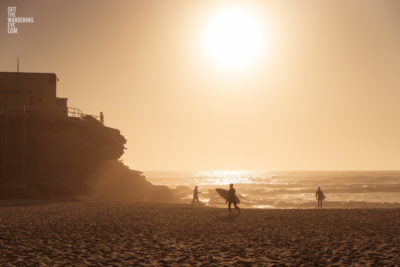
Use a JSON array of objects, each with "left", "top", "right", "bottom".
[
  {"left": 316, "top": 189, "right": 324, "bottom": 208},
  {"left": 192, "top": 187, "right": 199, "bottom": 205},
  {"left": 228, "top": 188, "right": 240, "bottom": 215}
]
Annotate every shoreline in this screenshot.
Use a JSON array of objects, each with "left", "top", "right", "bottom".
[{"left": 1, "top": 198, "right": 400, "bottom": 209}]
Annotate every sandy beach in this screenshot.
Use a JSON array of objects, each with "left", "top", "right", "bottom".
[{"left": 0, "top": 201, "right": 399, "bottom": 266}]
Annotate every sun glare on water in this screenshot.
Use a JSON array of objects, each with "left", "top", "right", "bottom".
[
  {"left": 193, "top": 170, "right": 274, "bottom": 185},
  {"left": 202, "top": 6, "right": 267, "bottom": 72}
]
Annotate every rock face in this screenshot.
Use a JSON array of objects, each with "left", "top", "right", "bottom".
[
  {"left": 0, "top": 114, "right": 174, "bottom": 201},
  {"left": 91, "top": 160, "right": 174, "bottom": 202}
]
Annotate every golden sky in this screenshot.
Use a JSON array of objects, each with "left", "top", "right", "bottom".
[{"left": 1, "top": 0, "right": 400, "bottom": 171}]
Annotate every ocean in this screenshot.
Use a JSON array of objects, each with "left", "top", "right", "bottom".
[{"left": 145, "top": 171, "right": 400, "bottom": 208}]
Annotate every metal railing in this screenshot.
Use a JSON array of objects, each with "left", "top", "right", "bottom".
[
  {"left": 0, "top": 105, "right": 101, "bottom": 123},
  {"left": 67, "top": 107, "right": 83, "bottom": 118},
  {"left": 68, "top": 107, "right": 100, "bottom": 121}
]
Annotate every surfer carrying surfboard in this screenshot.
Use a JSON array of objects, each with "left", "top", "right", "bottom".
[
  {"left": 316, "top": 186, "right": 325, "bottom": 208},
  {"left": 227, "top": 184, "right": 240, "bottom": 216}
]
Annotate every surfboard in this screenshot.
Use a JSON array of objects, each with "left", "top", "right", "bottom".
[{"left": 216, "top": 188, "right": 240, "bottom": 204}]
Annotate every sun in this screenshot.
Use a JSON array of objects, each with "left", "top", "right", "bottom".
[{"left": 202, "top": 6, "right": 266, "bottom": 72}]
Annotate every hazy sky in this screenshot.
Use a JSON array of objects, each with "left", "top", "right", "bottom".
[{"left": 1, "top": 0, "right": 400, "bottom": 171}]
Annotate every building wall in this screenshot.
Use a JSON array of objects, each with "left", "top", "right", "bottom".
[{"left": 0, "top": 72, "right": 67, "bottom": 117}]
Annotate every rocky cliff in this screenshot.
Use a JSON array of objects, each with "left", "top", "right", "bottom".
[{"left": 0, "top": 114, "right": 174, "bottom": 201}]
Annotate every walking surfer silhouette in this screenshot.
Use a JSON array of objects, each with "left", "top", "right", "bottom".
[
  {"left": 192, "top": 186, "right": 200, "bottom": 205},
  {"left": 227, "top": 184, "right": 240, "bottom": 216},
  {"left": 316, "top": 186, "right": 325, "bottom": 208}
]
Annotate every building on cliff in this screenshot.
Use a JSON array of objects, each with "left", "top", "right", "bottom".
[
  {"left": 0, "top": 72, "right": 68, "bottom": 117},
  {"left": 0, "top": 72, "right": 126, "bottom": 197}
]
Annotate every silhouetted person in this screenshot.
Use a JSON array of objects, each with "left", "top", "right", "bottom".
[
  {"left": 227, "top": 184, "right": 240, "bottom": 216},
  {"left": 192, "top": 186, "right": 200, "bottom": 205},
  {"left": 100, "top": 111, "right": 104, "bottom": 125},
  {"left": 316, "top": 186, "right": 325, "bottom": 208}
]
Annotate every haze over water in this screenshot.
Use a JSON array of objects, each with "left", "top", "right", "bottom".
[{"left": 146, "top": 171, "right": 400, "bottom": 208}]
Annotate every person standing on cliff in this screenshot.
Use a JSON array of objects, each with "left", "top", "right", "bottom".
[
  {"left": 316, "top": 186, "right": 325, "bottom": 208},
  {"left": 227, "top": 184, "right": 240, "bottom": 216},
  {"left": 192, "top": 186, "right": 200, "bottom": 205},
  {"left": 100, "top": 111, "right": 104, "bottom": 126}
]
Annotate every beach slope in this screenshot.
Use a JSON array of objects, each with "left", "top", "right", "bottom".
[{"left": 0, "top": 201, "right": 399, "bottom": 265}]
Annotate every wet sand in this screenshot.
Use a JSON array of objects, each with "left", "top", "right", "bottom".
[{"left": 0, "top": 201, "right": 399, "bottom": 266}]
